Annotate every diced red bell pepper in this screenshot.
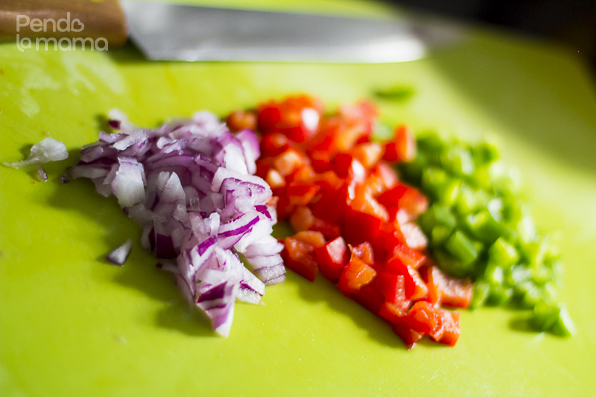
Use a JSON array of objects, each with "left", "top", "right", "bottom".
[
  {"left": 349, "top": 242, "right": 375, "bottom": 265},
  {"left": 310, "top": 183, "right": 349, "bottom": 224},
  {"left": 260, "top": 132, "right": 290, "bottom": 158},
  {"left": 384, "top": 253, "right": 428, "bottom": 301},
  {"left": 287, "top": 183, "right": 320, "bottom": 206},
  {"left": 253, "top": 96, "right": 464, "bottom": 348},
  {"left": 437, "top": 310, "right": 460, "bottom": 346},
  {"left": 355, "top": 134, "right": 371, "bottom": 145},
  {"left": 315, "top": 236, "right": 349, "bottom": 280},
  {"left": 314, "top": 170, "right": 344, "bottom": 193},
  {"left": 350, "top": 186, "right": 389, "bottom": 222},
  {"left": 310, "top": 217, "right": 342, "bottom": 240},
  {"left": 337, "top": 255, "right": 377, "bottom": 293},
  {"left": 257, "top": 103, "right": 283, "bottom": 131},
  {"left": 382, "top": 125, "right": 416, "bottom": 163},
  {"left": 351, "top": 142, "right": 383, "bottom": 169},
  {"left": 333, "top": 153, "right": 355, "bottom": 179},
  {"left": 286, "top": 165, "right": 316, "bottom": 184},
  {"left": 399, "top": 187, "right": 429, "bottom": 218},
  {"left": 392, "top": 322, "right": 423, "bottom": 349},
  {"left": 283, "top": 94, "right": 324, "bottom": 114},
  {"left": 307, "top": 122, "right": 339, "bottom": 153},
  {"left": 441, "top": 281, "right": 473, "bottom": 309},
  {"left": 292, "top": 231, "right": 326, "bottom": 249},
  {"left": 335, "top": 125, "right": 367, "bottom": 152},
  {"left": 419, "top": 265, "right": 441, "bottom": 306},
  {"left": 274, "top": 191, "right": 294, "bottom": 221},
  {"left": 374, "top": 272, "right": 407, "bottom": 305},
  {"left": 343, "top": 206, "right": 384, "bottom": 247},
  {"left": 405, "top": 301, "right": 442, "bottom": 335},
  {"left": 282, "top": 237, "right": 318, "bottom": 281},
  {"left": 358, "top": 172, "right": 386, "bottom": 198},
  {"left": 374, "top": 223, "right": 406, "bottom": 260},
  {"left": 376, "top": 184, "right": 409, "bottom": 209},
  {"left": 277, "top": 123, "right": 311, "bottom": 144},
  {"left": 310, "top": 151, "right": 332, "bottom": 173},
  {"left": 338, "top": 100, "right": 378, "bottom": 137},
  {"left": 377, "top": 183, "right": 428, "bottom": 219},
  {"left": 428, "top": 316, "right": 445, "bottom": 342},
  {"left": 382, "top": 141, "right": 399, "bottom": 163},
  {"left": 379, "top": 300, "right": 410, "bottom": 324},
  {"left": 265, "top": 169, "right": 286, "bottom": 188},
  {"left": 273, "top": 149, "right": 306, "bottom": 176},
  {"left": 258, "top": 95, "right": 323, "bottom": 143},
  {"left": 343, "top": 186, "right": 389, "bottom": 247},
  {"left": 352, "top": 284, "right": 385, "bottom": 314},
  {"left": 395, "top": 124, "right": 416, "bottom": 162},
  {"left": 275, "top": 108, "right": 320, "bottom": 143},
  {"left": 394, "top": 208, "right": 414, "bottom": 225},
  {"left": 226, "top": 110, "right": 257, "bottom": 132},
  {"left": 255, "top": 158, "right": 273, "bottom": 179},
  {"left": 289, "top": 205, "right": 314, "bottom": 232},
  {"left": 400, "top": 222, "right": 428, "bottom": 250},
  {"left": 388, "top": 243, "right": 426, "bottom": 270},
  {"left": 420, "top": 265, "right": 473, "bottom": 309},
  {"left": 370, "top": 162, "right": 398, "bottom": 190}
]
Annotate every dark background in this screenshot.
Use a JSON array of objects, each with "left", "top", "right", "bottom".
[{"left": 391, "top": 0, "right": 596, "bottom": 73}]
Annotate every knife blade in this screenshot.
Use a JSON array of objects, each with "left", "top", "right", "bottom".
[{"left": 122, "top": 1, "right": 463, "bottom": 63}]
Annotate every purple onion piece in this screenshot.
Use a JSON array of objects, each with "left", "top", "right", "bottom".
[
  {"left": 155, "top": 234, "right": 177, "bottom": 259},
  {"left": 37, "top": 167, "right": 48, "bottom": 182},
  {"left": 108, "top": 119, "right": 121, "bottom": 130}
]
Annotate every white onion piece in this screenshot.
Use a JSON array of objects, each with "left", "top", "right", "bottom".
[
  {"left": 107, "top": 109, "right": 135, "bottom": 134},
  {"left": 70, "top": 165, "right": 110, "bottom": 180},
  {"left": 112, "top": 130, "right": 147, "bottom": 151},
  {"left": 112, "top": 157, "right": 146, "bottom": 208},
  {"left": 236, "top": 288, "right": 263, "bottom": 305},
  {"left": 240, "top": 266, "right": 266, "bottom": 297},
  {"left": 106, "top": 239, "right": 133, "bottom": 266},
  {"left": 234, "top": 217, "right": 273, "bottom": 253},
  {"left": 212, "top": 167, "right": 270, "bottom": 194},
  {"left": 197, "top": 282, "right": 238, "bottom": 337},
  {"left": 235, "top": 129, "right": 260, "bottom": 175},
  {"left": 3, "top": 137, "right": 68, "bottom": 169},
  {"left": 244, "top": 236, "right": 284, "bottom": 258}
]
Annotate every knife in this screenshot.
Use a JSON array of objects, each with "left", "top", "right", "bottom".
[
  {"left": 121, "top": 0, "right": 463, "bottom": 63},
  {"left": 0, "top": 0, "right": 462, "bottom": 63}
]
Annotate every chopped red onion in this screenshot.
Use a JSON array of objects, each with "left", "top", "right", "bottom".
[
  {"left": 71, "top": 109, "right": 284, "bottom": 336},
  {"left": 108, "top": 119, "right": 121, "bottom": 130},
  {"left": 37, "top": 167, "right": 48, "bottom": 182},
  {"left": 106, "top": 239, "right": 133, "bottom": 266}
]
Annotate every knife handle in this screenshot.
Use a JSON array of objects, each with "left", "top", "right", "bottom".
[{"left": 0, "top": 0, "right": 128, "bottom": 47}]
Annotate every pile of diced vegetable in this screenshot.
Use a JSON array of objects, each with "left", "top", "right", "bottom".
[
  {"left": 67, "top": 110, "right": 285, "bottom": 337},
  {"left": 225, "top": 94, "right": 574, "bottom": 347},
  {"left": 224, "top": 95, "right": 475, "bottom": 348},
  {"left": 9, "top": 92, "right": 572, "bottom": 344},
  {"left": 400, "top": 133, "right": 575, "bottom": 336}
]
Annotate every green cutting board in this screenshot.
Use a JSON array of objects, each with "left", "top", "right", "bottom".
[{"left": 2, "top": 1, "right": 596, "bottom": 396}]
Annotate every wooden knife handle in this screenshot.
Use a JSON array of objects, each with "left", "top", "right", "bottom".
[{"left": 0, "top": 0, "right": 128, "bottom": 47}]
